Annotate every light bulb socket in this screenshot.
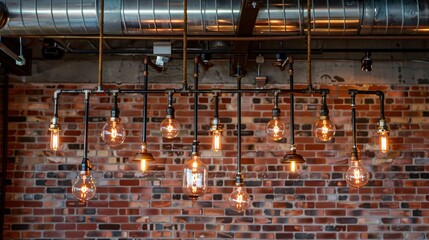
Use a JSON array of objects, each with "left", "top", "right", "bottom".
[
  {"left": 134, "top": 143, "right": 155, "bottom": 162},
  {"left": 110, "top": 105, "right": 120, "bottom": 118},
  {"left": 320, "top": 103, "right": 329, "bottom": 117},
  {"left": 361, "top": 52, "right": 372, "bottom": 72},
  {"left": 81, "top": 158, "right": 92, "bottom": 173},
  {"left": 192, "top": 141, "right": 200, "bottom": 155},
  {"left": 210, "top": 118, "right": 223, "bottom": 132},
  {"left": 377, "top": 118, "right": 389, "bottom": 133},
  {"left": 166, "top": 106, "right": 175, "bottom": 118},
  {"left": 235, "top": 173, "right": 244, "bottom": 186},
  {"left": 271, "top": 107, "right": 281, "bottom": 118},
  {"left": 49, "top": 116, "right": 61, "bottom": 131}
]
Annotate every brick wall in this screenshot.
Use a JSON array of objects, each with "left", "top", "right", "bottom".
[{"left": 4, "top": 82, "right": 429, "bottom": 239}]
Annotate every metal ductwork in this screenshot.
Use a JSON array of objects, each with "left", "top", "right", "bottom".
[{"left": 0, "top": 0, "right": 428, "bottom": 36}]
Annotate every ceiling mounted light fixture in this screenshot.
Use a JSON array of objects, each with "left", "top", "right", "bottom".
[
  {"left": 160, "top": 90, "right": 180, "bottom": 139},
  {"left": 182, "top": 59, "right": 208, "bottom": 202},
  {"left": 266, "top": 90, "right": 286, "bottom": 141},
  {"left": 346, "top": 90, "right": 370, "bottom": 188},
  {"left": 210, "top": 92, "right": 223, "bottom": 152},
  {"left": 228, "top": 65, "right": 251, "bottom": 213},
  {"left": 134, "top": 57, "right": 155, "bottom": 172},
  {"left": 72, "top": 91, "right": 97, "bottom": 201},
  {"left": 101, "top": 92, "right": 126, "bottom": 147},
  {"left": 361, "top": 51, "right": 372, "bottom": 72},
  {"left": 314, "top": 90, "right": 336, "bottom": 142}
]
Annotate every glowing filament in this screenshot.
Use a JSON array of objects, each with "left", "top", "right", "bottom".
[
  {"left": 290, "top": 161, "right": 297, "bottom": 172},
  {"left": 50, "top": 130, "right": 60, "bottom": 151},
  {"left": 140, "top": 159, "right": 147, "bottom": 172}
]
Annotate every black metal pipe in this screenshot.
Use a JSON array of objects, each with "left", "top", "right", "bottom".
[
  {"left": 377, "top": 91, "right": 385, "bottom": 119},
  {"left": 83, "top": 91, "right": 90, "bottom": 160},
  {"left": 142, "top": 58, "right": 149, "bottom": 144},
  {"left": 214, "top": 93, "right": 219, "bottom": 119},
  {"left": 349, "top": 90, "right": 358, "bottom": 152},
  {"left": 1, "top": 66, "right": 8, "bottom": 237},
  {"left": 289, "top": 62, "right": 295, "bottom": 146},
  {"left": 236, "top": 66, "right": 242, "bottom": 174},
  {"left": 193, "top": 61, "right": 199, "bottom": 144}
]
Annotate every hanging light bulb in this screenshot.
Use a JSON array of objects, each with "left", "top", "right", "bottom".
[
  {"left": 345, "top": 149, "right": 370, "bottom": 188},
  {"left": 72, "top": 158, "right": 96, "bottom": 202},
  {"left": 314, "top": 91, "right": 336, "bottom": 141},
  {"left": 282, "top": 145, "right": 305, "bottom": 173},
  {"left": 377, "top": 118, "right": 389, "bottom": 153},
  {"left": 134, "top": 143, "right": 154, "bottom": 172},
  {"left": 160, "top": 91, "right": 180, "bottom": 139},
  {"left": 266, "top": 92, "right": 285, "bottom": 141},
  {"left": 228, "top": 173, "right": 251, "bottom": 213},
  {"left": 210, "top": 93, "right": 223, "bottom": 151},
  {"left": 101, "top": 93, "right": 126, "bottom": 147},
  {"left": 49, "top": 116, "right": 61, "bottom": 151},
  {"left": 182, "top": 142, "right": 208, "bottom": 201}
]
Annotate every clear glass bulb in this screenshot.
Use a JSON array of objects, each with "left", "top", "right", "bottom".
[
  {"left": 182, "top": 155, "right": 208, "bottom": 201},
  {"left": 379, "top": 131, "right": 389, "bottom": 153},
  {"left": 212, "top": 130, "right": 222, "bottom": 151},
  {"left": 72, "top": 171, "right": 96, "bottom": 202},
  {"left": 160, "top": 117, "right": 180, "bottom": 139},
  {"left": 314, "top": 117, "right": 336, "bottom": 141},
  {"left": 101, "top": 118, "right": 126, "bottom": 147},
  {"left": 50, "top": 129, "right": 60, "bottom": 151},
  {"left": 345, "top": 160, "right": 370, "bottom": 188},
  {"left": 266, "top": 118, "right": 285, "bottom": 141},
  {"left": 228, "top": 186, "right": 251, "bottom": 213}
]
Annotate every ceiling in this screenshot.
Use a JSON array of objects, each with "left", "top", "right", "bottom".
[{"left": 0, "top": 0, "right": 429, "bottom": 76}]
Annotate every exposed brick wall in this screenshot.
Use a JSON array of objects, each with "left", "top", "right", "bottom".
[{"left": 4, "top": 82, "right": 429, "bottom": 239}]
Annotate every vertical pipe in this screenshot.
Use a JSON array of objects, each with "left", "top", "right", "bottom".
[
  {"left": 0, "top": 66, "right": 8, "bottom": 235},
  {"left": 289, "top": 62, "right": 295, "bottom": 146},
  {"left": 83, "top": 91, "right": 90, "bottom": 160},
  {"left": 236, "top": 66, "right": 242, "bottom": 173},
  {"left": 182, "top": 0, "right": 188, "bottom": 89},
  {"left": 97, "top": 0, "right": 105, "bottom": 91},
  {"left": 214, "top": 94, "right": 219, "bottom": 119},
  {"left": 377, "top": 91, "right": 385, "bottom": 119},
  {"left": 142, "top": 58, "right": 149, "bottom": 144},
  {"left": 193, "top": 60, "right": 199, "bottom": 143},
  {"left": 350, "top": 91, "right": 357, "bottom": 151}
]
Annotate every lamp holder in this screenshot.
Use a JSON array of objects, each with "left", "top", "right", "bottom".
[
  {"left": 235, "top": 173, "right": 244, "bottom": 186},
  {"left": 191, "top": 140, "right": 200, "bottom": 156},
  {"left": 81, "top": 158, "right": 92, "bottom": 174},
  {"left": 210, "top": 118, "right": 223, "bottom": 132},
  {"left": 110, "top": 93, "right": 120, "bottom": 119},
  {"left": 377, "top": 118, "right": 389, "bottom": 133},
  {"left": 49, "top": 116, "right": 61, "bottom": 131}
]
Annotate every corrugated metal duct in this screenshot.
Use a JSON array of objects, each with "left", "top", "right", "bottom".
[{"left": 0, "top": 0, "right": 428, "bottom": 36}]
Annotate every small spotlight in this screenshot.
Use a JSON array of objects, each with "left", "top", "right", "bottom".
[{"left": 361, "top": 51, "right": 372, "bottom": 72}]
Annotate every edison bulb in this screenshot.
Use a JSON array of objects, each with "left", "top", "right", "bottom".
[
  {"left": 345, "top": 160, "right": 369, "bottom": 188},
  {"left": 72, "top": 171, "right": 96, "bottom": 202},
  {"left": 101, "top": 118, "right": 126, "bottom": 147},
  {"left": 182, "top": 155, "right": 208, "bottom": 201},
  {"left": 378, "top": 131, "right": 389, "bottom": 153},
  {"left": 212, "top": 130, "right": 222, "bottom": 151},
  {"left": 314, "top": 117, "right": 336, "bottom": 141},
  {"left": 160, "top": 117, "right": 180, "bottom": 139},
  {"left": 228, "top": 186, "right": 251, "bottom": 213},
  {"left": 266, "top": 119, "right": 285, "bottom": 141},
  {"left": 50, "top": 129, "right": 61, "bottom": 151}
]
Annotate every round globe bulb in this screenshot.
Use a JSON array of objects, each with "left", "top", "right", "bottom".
[
  {"left": 229, "top": 186, "right": 251, "bottom": 213},
  {"left": 182, "top": 155, "right": 208, "bottom": 201},
  {"left": 101, "top": 118, "right": 126, "bottom": 147},
  {"left": 314, "top": 117, "right": 336, "bottom": 141},
  {"left": 345, "top": 160, "right": 369, "bottom": 188},
  {"left": 72, "top": 171, "right": 96, "bottom": 202},
  {"left": 160, "top": 117, "right": 180, "bottom": 139},
  {"left": 266, "top": 119, "right": 286, "bottom": 141}
]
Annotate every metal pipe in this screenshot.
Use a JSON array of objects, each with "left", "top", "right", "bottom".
[
  {"left": 83, "top": 90, "right": 90, "bottom": 160},
  {"left": 236, "top": 65, "right": 242, "bottom": 174},
  {"left": 182, "top": 0, "right": 188, "bottom": 90},
  {"left": 97, "top": 0, "right": 105, "bottom": 91},
  {"left": 142, "top": 57, "right": 150, "bottom": 144},
  {"left": 349, "top": 89, "right": 358, "bottom": 153},
  {"left": 0, "top": 66, "right": 8, "bottom": 235},
  {"left": 0, "top": 42, "right": 25, "bottom": 66},
  {"left": 377, "top": 91, "right": 385, "bottom": 119},
  {"left": 289, "top": 62, "right": 295, "bottom": 146},
  {"left": 193, "top": 56, "right": 199, "bottom": 144}
]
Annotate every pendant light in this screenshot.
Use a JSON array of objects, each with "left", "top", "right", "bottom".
[
  {"left": 345, "top": 90, "right": 370, "bottom": 188},
  {"left": 182, "top": 56, "right": 208, "bottom": 202},
  {"left": 49, "top": 91, "right": 61, "bottom": 151},
  {"left": 134, "top": 57, "right": 155, "bottom": 172},
  {"left": 228, "top": 65, "right": 251, "bottom": 213},
  {"left": 282, "top": 61, "right": 305, "bottom": 172},
  {"left": 210, "top": 92, "right": 223, "bottom": 151},
  {"left": 376, "top": 91, "right": 389, "bottom": 153},
  {"left": 266, "top": 91, "right": 286, "bottom": 141},
  {"left": 160, "top": 90, "right": 180, "bottom": 139},
  {"left": 314, "top": 90, "right": 336, "bottom": 141},
  {"left": 72, "top": 91, "right": 97, "bottom": 201},
  {"left": 101, "top": 92, "right": 126, "bottom": 147}
]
